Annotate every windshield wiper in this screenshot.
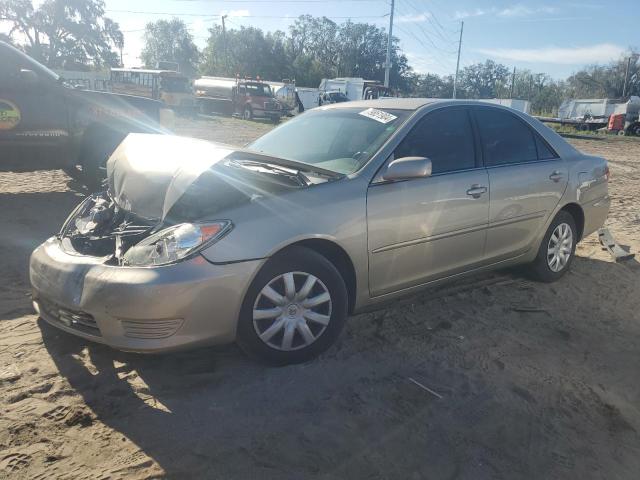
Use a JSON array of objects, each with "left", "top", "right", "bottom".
[
  {"left": 230, "top": 150, "right": 345, "bottom": 180},
  {"left": 228, "top": 159, "right": 310, "bottom": 186}
]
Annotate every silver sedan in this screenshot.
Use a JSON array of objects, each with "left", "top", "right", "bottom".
[{"left": 30, "top": 99, "right": 610, "bottom": 364}]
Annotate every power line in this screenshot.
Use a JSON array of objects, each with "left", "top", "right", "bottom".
[
  {"left": 394, "top": 24, "right": 456, "bottom": 72},
  {"left": 400, "top": 0, "right": 455, "bottom": 44},
  {"left": 394, "top": 5, "right": 457, "bottom": 55},
  {"left": 108, "top": 9, "right": 388, "bottom": 19}
]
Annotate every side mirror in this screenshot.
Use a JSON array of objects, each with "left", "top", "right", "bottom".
[
  {"left": 382, "top": 156, "right": 432, "bottom": 181},
  {"left": 19, "top": 69, "right": 38, "bottom": 86}
]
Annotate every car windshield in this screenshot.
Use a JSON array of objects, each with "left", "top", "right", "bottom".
[
  {"left": 248, "top": 107, "right": 410, "bottom": 174},
  {"left": 245, "top": 84, "right": 272, "bottom": 97}
]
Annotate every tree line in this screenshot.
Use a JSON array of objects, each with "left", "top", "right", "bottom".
[{"left": 3, "top": 0, "right": 639, "bottom": 114}]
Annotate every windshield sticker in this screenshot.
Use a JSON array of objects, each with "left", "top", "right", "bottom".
[
  {"left": 358, "top": 108, "right": 397, "bottom": 124},
  {"left": 0, "top": 99, "right": 21, "bottom": 130}
]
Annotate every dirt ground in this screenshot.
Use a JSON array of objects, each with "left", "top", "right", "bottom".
[{"left": 1, "top": 116, "right": 639, "bottom": 479}]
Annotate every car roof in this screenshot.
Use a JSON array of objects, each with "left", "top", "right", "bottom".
[
  {"left": 323, "top": 98, "right": 440, "bottom": 110},
  {"left": 323, "top": 98, "right": 521, "bottom": 111}
]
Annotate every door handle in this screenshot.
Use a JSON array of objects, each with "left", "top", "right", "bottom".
[
  {"left": 466, "top": 185, "right": 487, "bottom": 198},
  {"left": 549, "top": 170, "right": 564, "bottom": 182}
]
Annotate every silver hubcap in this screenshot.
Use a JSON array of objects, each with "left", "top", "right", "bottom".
[
  {"left": 253, "top": 272, "right": 332, "bottom": 351},
  {"left": 547, "top": 222, "right": 573, "bottom": 272}
]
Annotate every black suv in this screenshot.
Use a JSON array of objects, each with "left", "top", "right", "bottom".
[{"left": 0, "top": 41, "right": 169, "bottom": 187}]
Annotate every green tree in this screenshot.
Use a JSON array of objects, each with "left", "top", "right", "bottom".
[
  {"left": 409, "top": 73, "right": 454, "bottom": 98},
  {"left": 200, "top": 15, "right": 413, "bottom": 91},
  {"left": 141, "top": 18, "right": 199, "bottom": 76},
  {"left": 0, "top": 0, "right": 123, "bottom": 69},
  {"left": 200, "top": 25, "right": 291, "bottom": 80},
  {"left": 459, "top": 60, "right": 511, "bottom": 98},
  {"left": 566, "top": 51, "right": 639, "bottom": 98}
]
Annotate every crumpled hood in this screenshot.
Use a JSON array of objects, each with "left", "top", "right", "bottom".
[{"left": 107, "top": 134, "right": 235, "bottom": 220}]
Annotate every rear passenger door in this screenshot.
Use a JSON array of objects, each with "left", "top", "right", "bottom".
[
  {"left": 367, "top": 107, "right": 490, "bottom": 296},
  {"left": 473, "top": 107, "right": 568, "bottom": 262}
]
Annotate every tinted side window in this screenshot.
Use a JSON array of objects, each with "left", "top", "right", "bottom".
[
  {"left": 475, "top": 108, "right": 537, "bottom": 166},
  {"left": 395, "top": 108, "right": 475, "bottom": 174},
  {"left": 535, "top": 135, "right": 558, "bottom": 160},
  {"left": 0, "top": 48, "right": 27, "bottom": 90}
]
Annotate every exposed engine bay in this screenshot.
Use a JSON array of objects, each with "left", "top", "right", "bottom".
[
  {"left": 59, "top": 191, "right": 158, "bottom": 263},
  {"left": 59, "top": 134, "right": 339, "bottom": 266}
]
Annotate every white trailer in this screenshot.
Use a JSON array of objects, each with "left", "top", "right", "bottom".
[
  {"left": 481, "top": 98, "right": 531, "bottom": 114},
  {"left": 537, "top": 96, "right": 640, "bottom": 135},
  {"left": 318, "top": 77, "right": 390, "bottom": 102},
  {"left": 269, "top": 83, "right": 320, "bottom": 114}
]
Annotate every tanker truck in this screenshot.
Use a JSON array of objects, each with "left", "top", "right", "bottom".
[{"left": 194, "top": 76, "right": 283, "bottom": 123}]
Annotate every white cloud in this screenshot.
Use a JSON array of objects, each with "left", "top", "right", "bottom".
[
  {"left": 397, "top": 13, "right": 430, "bottom": 23},
  {"left": 454, "top": 8, "right": 488, "bottom": 20},
  {"left": 475, "top": 43, "right": 625, "bottom": 65},
  {"left": 455, "top": 5, "right": 557, "bottom": 20},
  {"left": 498, "top": 5, "right": 557, "bottom": 17},
  {"left": 221, "top": 9, "right": 250, "bottom": 18}
]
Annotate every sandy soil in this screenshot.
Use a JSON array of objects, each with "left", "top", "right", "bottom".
[{"left": 1, "top": 118, "right": 639, "bottom": 479}]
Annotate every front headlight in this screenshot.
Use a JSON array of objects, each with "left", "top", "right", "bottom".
[{"left": 122, "top": 221, "right": 232, "bottom": 266}]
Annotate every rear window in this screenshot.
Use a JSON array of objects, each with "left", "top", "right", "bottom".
[
  {"left": 475, "top": 108, "right": 538, "bottom": 166},
  {"left": 535, "top": 135, "right": 558, "bottom": 160}
]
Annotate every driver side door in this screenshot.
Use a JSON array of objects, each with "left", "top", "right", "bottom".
[{"left": 366, "top": 107, "right": 490, "bottom": 297}]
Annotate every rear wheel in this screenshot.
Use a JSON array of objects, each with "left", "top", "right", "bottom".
[
  {"left": 237, "top": 246, "right": 348, "bottom": 365},
  {"left": 527, "top": 210, "right": 577, "bottom": 282}
]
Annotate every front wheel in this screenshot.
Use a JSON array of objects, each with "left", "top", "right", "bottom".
[
  {"left": 527, "top": 211, "right": 577, "bottom": 282},
  {"left": 236, "top": 247, "right": 348, "bottom": 365}
]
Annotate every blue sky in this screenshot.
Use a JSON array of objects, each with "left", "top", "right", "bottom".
[{"left": 13, "top": 0, "right": 640, "bottom": 78}]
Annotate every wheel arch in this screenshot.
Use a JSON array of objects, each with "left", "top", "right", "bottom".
[
  {"left": 274, "top": 238, "right": 357, "bottom": 314},
  {"left": 559, "top": 202, "right": 585, "bottom": 241}
]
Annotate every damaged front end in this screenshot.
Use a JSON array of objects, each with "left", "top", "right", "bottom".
[
  {"left": 57, "top": 133, "right": 335, "bottom": 268},
  {"left": 59, "top": 192, "right": 231, "bottom": 267},
  {"left": 59, "top": 192, "right": 159, "bottom": 263}
]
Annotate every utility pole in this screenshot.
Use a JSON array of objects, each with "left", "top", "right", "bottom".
[
  {"left": 384, "top": 0, "right": 395, "bottom": 88},
  {"left": 510, "top": 66, "right": 516, "bottom": 98},
  {"left": 221, "top": 15, "right": 228, "bottom": 74},
  {"left": 622, "top": 56, "right": 632, "bottom": 98},
  {"left": 453, "top": 20, "right": 464, "bottom": 99}
]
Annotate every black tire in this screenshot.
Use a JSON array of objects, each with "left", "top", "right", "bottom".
[
  {"left": 62, "top": 165, "right": 84, "bottom": 182},
  {"left": 527, "top": 210, "right": 577, "bottom": 282},
  {"left": 236, "top": 246, "right": 348, "bottom": 365}
]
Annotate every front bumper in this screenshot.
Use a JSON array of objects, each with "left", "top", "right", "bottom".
[{"left": 30, "top": 237, "right": 263, "bottom": 352}]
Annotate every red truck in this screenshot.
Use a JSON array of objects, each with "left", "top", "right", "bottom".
[{"left": 194, "top": 76, "right": 283, "bottom": 123}]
